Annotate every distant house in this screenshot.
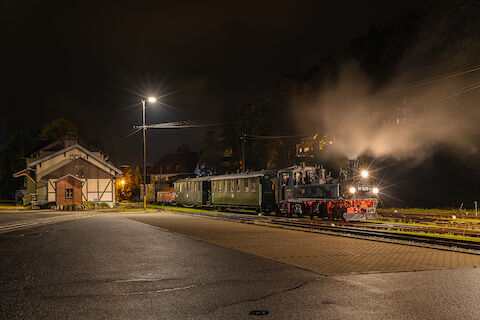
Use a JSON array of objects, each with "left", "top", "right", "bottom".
[
  {"left": 14, "top": 133, "right": 122, "bottom": 208},
  {"left": 152, "top": 147, "right": 198, "bottom": 176},
  {"left": 141, "top": 147, "right": 198, "bottom": 202}
]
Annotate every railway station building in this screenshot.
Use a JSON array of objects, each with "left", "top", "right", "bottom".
[{"left": 13, "top": 133, "right": 122, "bottom": 208}]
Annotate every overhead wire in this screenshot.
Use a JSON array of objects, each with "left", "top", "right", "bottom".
[{"left": 381, "top": 63, "right": 480, "bottom": 95}]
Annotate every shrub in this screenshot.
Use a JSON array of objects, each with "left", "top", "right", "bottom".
[{"left": 62, "top": 203, "right": 81, "bottom": 211}]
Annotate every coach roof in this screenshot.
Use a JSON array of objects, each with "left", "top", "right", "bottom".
[{"left": 209, "top": 171, "right": 267, "bottom": 181}]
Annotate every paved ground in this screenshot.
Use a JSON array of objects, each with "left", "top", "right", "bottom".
[
  {"left": 0, "top": 211, "right": 479, "bottom": 319},
  {"left": 123, "top": 212, "right": 480, "bottom": 275},
  {"left": 0, "top": 210, "right": 69, "bottom": 224}
]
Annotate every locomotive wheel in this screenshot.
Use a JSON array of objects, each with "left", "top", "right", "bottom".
[{"left": 298, "top": 204, "right": 305, "bottom": 218}]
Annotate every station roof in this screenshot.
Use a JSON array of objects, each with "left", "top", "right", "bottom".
[
  {"left": 28, "top": 143, "right": 122, "bottom": 175},
  {"left": 54, "top": 174, "right": 86, "bottom": 184}
]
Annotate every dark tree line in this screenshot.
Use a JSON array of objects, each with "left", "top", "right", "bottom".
[{"left": 0, "top": 118, "right": 78, "bottom": 199}]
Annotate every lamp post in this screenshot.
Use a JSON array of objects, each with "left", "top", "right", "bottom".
[{"left": 141, "top": 97, "right": 157, "bottom": 211}]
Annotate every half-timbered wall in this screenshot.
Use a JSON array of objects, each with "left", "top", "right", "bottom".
[{"left": 82, "top": 178, "right": 115, "bottom": 207}]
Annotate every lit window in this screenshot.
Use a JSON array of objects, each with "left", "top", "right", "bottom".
[{"left": 66, "top": 188, "right": 73, "bottom": 199}]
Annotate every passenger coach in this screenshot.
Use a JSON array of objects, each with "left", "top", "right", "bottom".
[
  {"left": 174, "top": 176, "right": 211, "bottom": 206},
  {"left": 209, "top": 171, "right": 276, "bottom": 213}
]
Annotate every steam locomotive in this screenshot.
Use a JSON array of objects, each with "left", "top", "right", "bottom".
[{"left": 171, "top": 160, "right": 379, "bottom": 221}]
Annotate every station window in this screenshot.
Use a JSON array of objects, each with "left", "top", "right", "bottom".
[
  {"left": 230, "top": 180, "right": 234, "bottom": 192},
  {"left": 66, "top": 188, "right": 73, "bottom": 199},
  {"left": 237, "top": 179, "right": 241, "bottom": 192},
  {"left": 245, "top": 178, "right": 249, "bottom": 192},
  {"left": 225, "top": 180, "right": 228, "bottom": 192},
  {"left": 252, "top": 178, "right": 257, "bottom": 191},
  {"left": 218, "top": 181, "right": 221, "bottom": 192}
]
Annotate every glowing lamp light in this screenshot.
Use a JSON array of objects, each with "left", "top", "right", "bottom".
[
  {"left": 120, "top": 180, "right": 125, "bottom": 185},
  {"left": 349, "top": 186, "right": 356, "bottom": 194},
  {"left": 360, "top": 170, "right": 369, "bottom": 179},
  {"left": 372, "top": 187, "right": 379, "bottom": 194},
  {"left": 147, "top": 97, "right": 157, "bottom": 103}
]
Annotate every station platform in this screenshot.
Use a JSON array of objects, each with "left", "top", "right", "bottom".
[{"left": 123, "top": 212, "right": 480, "bottom": 275}]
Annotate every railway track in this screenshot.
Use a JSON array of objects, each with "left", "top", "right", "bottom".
[{"left": 161, "top": 208, "right": 480, "bottom": 254}]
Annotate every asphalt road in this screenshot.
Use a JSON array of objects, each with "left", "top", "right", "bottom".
[
  {"left": 0, "top": 210, "right": 69, "bottom": 224},
  {"left": 1, "top": 212, "right": 479, "bottom": 319}
]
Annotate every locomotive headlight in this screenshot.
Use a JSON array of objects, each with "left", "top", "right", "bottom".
[
  {"left": 360, "top": 170, "right": 369, "bottom": 179},
  {"left": 372, "top": 187, "right": 379, "bottom": 194},
  {"left": 349, "top": 186, "right": 356, "bottom": 194}
]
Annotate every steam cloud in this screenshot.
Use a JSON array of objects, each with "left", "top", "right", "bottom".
[
  {"left": 299, "top": 64, "right": 478, "bottom": 160},
  {"left": 292, "top": 2, "right": 480, "bottom": 161}
]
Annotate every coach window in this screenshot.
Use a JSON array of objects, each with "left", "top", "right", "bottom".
[
  {"left": 252, "top": 178, "right": 257, "bottom": 192},
  {"left": 230, "top": 180, "right": 234, "bottom": 192},
  {"left": 245, "top": 178, "right": 249, "bottom": 192}
]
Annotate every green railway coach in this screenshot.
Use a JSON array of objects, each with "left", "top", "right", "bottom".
[
  {"left": 174, "top": 176, "right": 211, "bottom": 206},
  {"left": 210, "top": 171, "right": 276, "bottom": 212}
]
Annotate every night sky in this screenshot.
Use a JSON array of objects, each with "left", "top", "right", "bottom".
[{"left": 3, "top": 0, "right": 424, "bottom": 165}]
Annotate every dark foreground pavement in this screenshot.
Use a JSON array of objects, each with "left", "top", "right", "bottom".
[{"left": 1, "top": 213, "right": 479, "bottom": 319}]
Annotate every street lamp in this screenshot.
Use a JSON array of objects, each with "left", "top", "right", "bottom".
[
  {"left": 120, "top": 179, "right": 125, "bottom": 201},
  {"left": 141, "top": 96, "right": 157, "bottom": 211}
]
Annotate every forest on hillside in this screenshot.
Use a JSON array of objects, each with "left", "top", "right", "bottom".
[{"left": 199, "top": 0, "right": 480, "bottom": 208}]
